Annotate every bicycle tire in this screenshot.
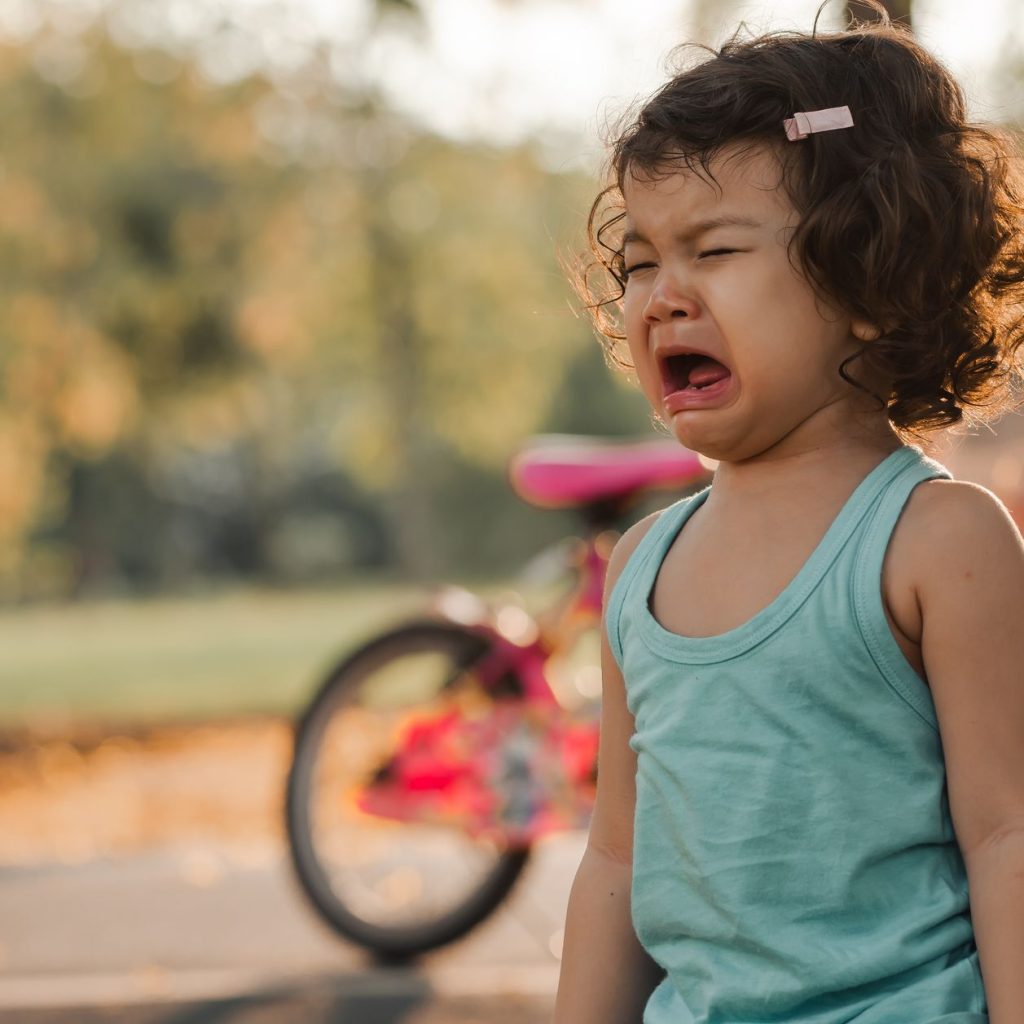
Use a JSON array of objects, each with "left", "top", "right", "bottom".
[{"left": 285, "top": 619, "right": 532, "bottom": 960}]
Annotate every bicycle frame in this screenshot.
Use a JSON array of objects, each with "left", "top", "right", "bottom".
[
  {"left": 342, "top": 531, "right": 618, "bottom": 846},
  {"left": 429, "top": 528, "right": 616, "bottom": 707}
]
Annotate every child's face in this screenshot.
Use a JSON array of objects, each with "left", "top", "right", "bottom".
[{"left": 621, "top": 143, "right": 870, "bottom": 462}]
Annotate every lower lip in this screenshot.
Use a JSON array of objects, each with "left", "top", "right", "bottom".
[{"left": 663, "top": 375, "right": 734, "bottom": 413}]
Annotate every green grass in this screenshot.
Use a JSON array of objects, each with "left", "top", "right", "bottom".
[{"left": 0, "top": 582, "right": 438, "bottom": 729}]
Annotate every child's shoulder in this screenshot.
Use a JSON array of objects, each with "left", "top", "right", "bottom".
[
  {"left": 903, "top": 476, "right": 1017, "bottom": 540},
  {"left": 894, "top": 476, "right": 1024, "bottom": 587},
  {"left": 606, "top": 509, "right": 662, "bottom": 589},
  {"left": 606, "top": 499, "right": 690, "bottom": 597},
  {"left": 605, "top": 490, "right": 704, "bottom": 600}
]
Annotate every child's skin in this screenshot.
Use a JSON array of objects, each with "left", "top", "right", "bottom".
[{"left": 555, "top": 142, "right": 1024, "bottom": 1022}]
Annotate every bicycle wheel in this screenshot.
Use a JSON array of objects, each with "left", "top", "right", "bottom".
[{"left": 285, "top": 619, "right": 532, "bottom": 960}]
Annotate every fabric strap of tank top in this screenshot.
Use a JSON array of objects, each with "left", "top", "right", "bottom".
[{"left": 853, "top": 451, "right": 951, "bottom": 729}]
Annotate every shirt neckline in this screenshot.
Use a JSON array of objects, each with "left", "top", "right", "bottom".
[{"left": 636, "top": 446, "right": 922, "bottom": 664}]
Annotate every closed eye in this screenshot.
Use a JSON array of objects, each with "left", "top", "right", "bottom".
[
  {"left": 697, "top": 248, "right": 738, "bottom": 259},
  {"left": 623, "top": 261, "right": 656, "bottom": 279}
]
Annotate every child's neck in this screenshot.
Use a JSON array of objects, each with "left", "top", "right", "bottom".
[{"left": 706, "top": 417, "right": 902, "bottom": 512}]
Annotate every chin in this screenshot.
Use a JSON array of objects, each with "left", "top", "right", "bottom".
[{"left": 666, "top": 423, "right": 732, "bottom": 462}]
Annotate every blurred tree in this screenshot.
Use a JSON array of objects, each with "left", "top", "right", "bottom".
[
  {"left": 0, "top": 26, "right": 320, "bottom": 594},
  {"left": 0, "top": 5, "right": 639, "bottom": 597}
]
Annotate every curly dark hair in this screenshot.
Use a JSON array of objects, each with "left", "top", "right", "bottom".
[{"left": 580, "top": 0, "right": 1024, "bottom": 435}]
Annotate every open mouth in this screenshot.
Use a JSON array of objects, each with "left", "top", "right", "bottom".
[{"left": 660, "top": 353, "right": 732, "bottom": 396}]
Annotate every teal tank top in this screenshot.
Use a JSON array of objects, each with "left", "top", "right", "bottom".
[{"left": 606, "top": 446, "right": 987, "bottom": 1024}]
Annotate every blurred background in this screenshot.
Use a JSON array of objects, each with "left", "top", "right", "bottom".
[{"left": 0, "top": 0, "right": 1022, "bottom": 1020}]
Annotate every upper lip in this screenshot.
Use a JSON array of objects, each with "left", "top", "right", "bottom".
[{"left": 653, "top": 341, "right": 725, "bottom": 365}]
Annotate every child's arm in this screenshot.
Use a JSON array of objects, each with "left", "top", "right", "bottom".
[
  {"left": 908, "top": 482, "right": 1024, "bottom": 1024},
  {"left": 554, "top": 515, "right": 666, "bottom": 1023}
]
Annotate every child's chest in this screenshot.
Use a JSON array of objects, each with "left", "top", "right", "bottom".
[{"left": 649, "top": 501, "right": 926, "bottom": 678}]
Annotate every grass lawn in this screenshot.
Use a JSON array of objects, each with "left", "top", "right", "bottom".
[{"left": 0, "top": 582, "right": 439, "bottom": 730}]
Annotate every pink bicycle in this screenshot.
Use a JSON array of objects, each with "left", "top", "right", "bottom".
[{"left": 285, "top": 435, "right": 708, "bottom": 959}]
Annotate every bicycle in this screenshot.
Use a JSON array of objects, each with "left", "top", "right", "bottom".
[{"left": 285, "top": 434, "right": 709, "bottom": 959}]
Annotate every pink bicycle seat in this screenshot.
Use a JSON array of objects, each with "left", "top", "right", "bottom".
[{"left": 508, "top": 435, "right": 708, "bottom": 509}]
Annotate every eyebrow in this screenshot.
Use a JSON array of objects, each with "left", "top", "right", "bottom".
[{"left": 622, "top": 214, "right": 764, "bottom": 247}]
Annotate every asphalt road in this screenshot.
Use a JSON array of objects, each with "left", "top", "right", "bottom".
[{"left": 0, "top": 834, "right": 585, "bottom": 1023}]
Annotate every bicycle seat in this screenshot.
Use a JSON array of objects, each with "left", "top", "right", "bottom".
[{"left": 508, "top": 435, "right": 708, "bottom": 510}]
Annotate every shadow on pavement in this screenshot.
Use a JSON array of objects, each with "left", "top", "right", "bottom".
[
  {"left": 0, "top": 972, "right": 552, "bottom": 1024},
  {"left": 0, "top": 976, "right": 429, "bottom": 1024},
  {"left": 156, "top": 977, "right": 429, "bottom": 1024}
]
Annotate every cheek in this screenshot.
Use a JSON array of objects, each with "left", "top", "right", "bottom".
[
  {"left": 622, "top": 284, "right": 646, "bottom": 332},
  {"left": 622, "top": 291, "right": 650, "bottom": 359},
  {"left": 626, "top": 338, "right": 660, "bottom": 400},
  {"left": 622, "top": 308, "right": 662, "bottom": 402}
]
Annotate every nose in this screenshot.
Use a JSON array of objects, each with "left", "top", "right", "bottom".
[{"left": 642, "top": 273, "right": 701, "bottom": 326}]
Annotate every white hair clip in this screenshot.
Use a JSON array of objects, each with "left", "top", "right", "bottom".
[{"left": 783, "top": 105, "right": 854, "bottom": 141}]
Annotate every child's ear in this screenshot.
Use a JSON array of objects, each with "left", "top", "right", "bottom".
[{"left": 851, "top": 318, "right": 882, "bottom": 343}]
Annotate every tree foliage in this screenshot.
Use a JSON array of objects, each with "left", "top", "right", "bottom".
[{"left": 0, "top": 12, "right": 646, "bottom": 598}]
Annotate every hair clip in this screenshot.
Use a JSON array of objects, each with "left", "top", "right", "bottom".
[{"left": 783, "top": 105, "right": 854, "bottom": 141}]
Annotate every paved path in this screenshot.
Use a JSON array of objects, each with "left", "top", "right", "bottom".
[{"left": 0, "top": 833, "right": 586, "bottom": 1023}]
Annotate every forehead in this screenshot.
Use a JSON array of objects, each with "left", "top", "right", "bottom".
[{"left": 622, "top": 143, "right": 795, "bottom": 230}]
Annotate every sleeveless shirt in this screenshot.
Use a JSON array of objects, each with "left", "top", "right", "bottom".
[{"left": 606, "top": 446, "right": 987, "bottom": 1024}]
